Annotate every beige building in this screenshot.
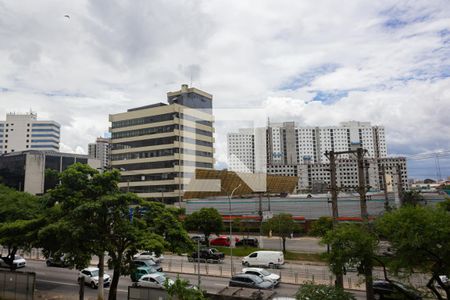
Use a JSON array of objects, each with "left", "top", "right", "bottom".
[{"left": 109, "top": 85, "right": 215, "bottom": 203}]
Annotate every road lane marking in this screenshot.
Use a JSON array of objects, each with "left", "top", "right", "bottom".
[{"left": 36, "top": 279, "right": 127, "bottom": 292}]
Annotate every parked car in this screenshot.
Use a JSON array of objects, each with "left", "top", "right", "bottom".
[
  {"left": 242, "top": 267, "right": 280, "bottom": 286},
  {"left": 132, "top": 259, "right": 163, "bottom": 272},
  {"left": 0, "top": 255, "right": 26, "bottom": 269},
  {"left": 242, "top": 251, "right": 284, "bottom": 268},
  {"left": 188, "top": 248, "right": 225, "bottom": 263},
  {"left": 133, "top": 251, "right": 164, "bottom": 263},
  {"left": 130, "top": 266, "right": 162, "bottom": 282},
  {"left": 77, "top": 267, "right": 111, "bottom": 289},
  {"left": 229, "top": 273, "right": 275, "bottom": 290},
  {"left": 373, "top": 280, "right": 422, "bottom": 300},
  {"left": 46, "top": 256, "right": 70, "bottom": 268},
  {"left": 236, "top": 238, "right": 259, "bottom": 247},
  {"left": 135, "top": 273, "right": 174, "bottom": 289},
  {"left": 210, "top": 236, "right": 231, "bottom": 247}
]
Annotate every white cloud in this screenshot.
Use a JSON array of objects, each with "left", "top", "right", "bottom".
[{"left": 0, "top": 0, "right": 449, "bottom": 179}]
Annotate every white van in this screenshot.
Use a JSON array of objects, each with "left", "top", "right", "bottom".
[{"left": 242, "top": 251, "right": 284, "bottom": 268}]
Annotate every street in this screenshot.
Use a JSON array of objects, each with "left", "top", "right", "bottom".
[{"left": 22, "top": 260, "right": 367, "bottom": 299}]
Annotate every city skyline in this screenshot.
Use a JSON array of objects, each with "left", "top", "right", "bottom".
[{"left": 0, "top": 0, "right": 449, "bottom": 179}]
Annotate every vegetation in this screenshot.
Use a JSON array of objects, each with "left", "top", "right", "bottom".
[
  {"left": 37, "top": 164, "right": 191, "bottom": 300},
  {"left": 375, "top": 205, "right": 450, "bottom": 299},
  {"left": 165, "top": 276, "right": 207, "bottom": 300},
  {"left": 295, "top": 281, "right": 355, "bottom": 300},
  {"left": 401, "top": 190, "right": 425, "bottom": 206},
  {"left": 262, "top": 213, "right": 300, "bottom": 253},
  {"left": 184, "top": 208, "right": 224, "bottom": 246},
  {"left": 0, "top": 185, "right": 43, "bottom": 270}
]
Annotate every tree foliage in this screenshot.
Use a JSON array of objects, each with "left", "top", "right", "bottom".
[
  {"left": 322, "top": 223, "right": 377, "bottom": 299},
  {"left": 309, "top": 216, "right": 333, "bottom": 237},
  {"left": 401, "top": 190, "right": 425, "bottom": 207},
  {"left": 165, "top": 276, "right": 207, "bottom": 300},
  {"left": 184, "top": 208, "right": 224, "bottom": 245},
  {"left": 295, "top": 281, "right": 355, "bottom": 300},
  {"left": 375, "top": 206, "right": 450, "bottom": 299},
  {"left": 38, "top": 163, "right": 190, "bottom": 300},
  {"left": 0, "top": 185, "right": 43, "bottom": 269},
  {"left": 262, "top": 213, "right": 300, "bottom": 253}
]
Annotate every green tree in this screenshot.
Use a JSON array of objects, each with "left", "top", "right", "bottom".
[
  {"left": 140, "top": 201, "right": 193, "bottom": 254},
  {"left": 401, "top": 190, "right": 425, "bottom": 206},
  {"left": 376, "top": 206, "right": 450, "bottom": 299},
  {"left": 295, "top": 281, "right": 355, "bottom": 300},
  {"left": 184, "top": 208, "right": 224, "bottom": 246},
  {"left": 437, "top": 196, "right": 450, "bottom": 212},
  {"left": 38, "top": 164, "right": 171, "bottom": 300},
  {"left": 165, "top": 276, "right": 207, "bottom": 300},
  {"left": 309, "top": 216, "right": 333, "bottom": 253},
  {"left": 0, "top": 185, "right": 43, "bottom": 270},
  {"left": 322, "top": 223, "right": 377, "bottom": 300},
  {"left": 262, "top": 213, "right": 300, "bottom": 253}
]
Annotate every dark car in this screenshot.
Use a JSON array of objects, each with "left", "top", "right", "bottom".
[
  {"left": 188, "top": 248, "right": 225, "bottom": 263},
  {"left": 373, "top": 280, "right": 422, "bottom": 300},
  {"left": 229, "top": 273, "right": 275, "bottom": 290},
  {"left": 235, "top": 238, "right": 259, "bottom": 247},
  {"left": 132, "top": 259, "right": 163, "bottom": 272},
  {"left": 46, "top": 256, "right": 70, "bottom": 268}
]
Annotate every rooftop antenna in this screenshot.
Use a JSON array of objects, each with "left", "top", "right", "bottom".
[{"left": 190, "top": 71, "right": 193, "bottom": 87}]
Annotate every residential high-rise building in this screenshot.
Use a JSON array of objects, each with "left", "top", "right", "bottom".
[
  {"left": 0, "top": 112, "right": 60, "bottom": 153},
  {"left": 88, "top": 137, "right": 111, "bottom": 171},
  {"left": 228, "top": 121, "right": 408, "bottom": 191},
  {"left": 109, "top": 84, "right": 214, "bottom": 203}
]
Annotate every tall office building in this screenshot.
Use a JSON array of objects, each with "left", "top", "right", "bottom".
[
  {"left": 88, "top": 137, "right": 111, "bottom": 171},
  {"left": 0, "top": 112, "right": 60, "bottom": 154},
  {"left": 109, "top": 84, "right": 214, "bottom": 203}
]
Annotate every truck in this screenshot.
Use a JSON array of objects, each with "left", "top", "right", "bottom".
[{"left": 188, "top": 248, "right": 225, "bottom": 263}]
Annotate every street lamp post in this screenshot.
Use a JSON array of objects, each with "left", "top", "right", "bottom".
[{"left": 227, "top": 184, "right": 241, "bottom": 276}]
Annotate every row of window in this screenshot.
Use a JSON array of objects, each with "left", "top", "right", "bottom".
[
  {"left": 31, "top": 134, "right": 60, "bottom": 139},
  {"left": 115, "top": 160, "right": 213, "bottom": 171},
  {"left": 120, "top": 172, "right": 195, "bottom": 182},
  {"left": 31, "top": 128, "right": 60, "bottom": 133},
  {"left": 32, "top": 123, "right": 60, "bottom": 128},
  {"left": 111, "top": 124, "right": 213, "bottom": 139},
  {"left": 111, "top": 112, "right": 213, "bottom": 129},
  {"left": 30, "top": 144, "right": 59, "bottom": 149},
  {"left": 111, "top": 135, "right": 213, "bottom": 151},
  {"left": 124, "top": 185, "right": 181, "bottom": 193},
  {"left": 31, "top": 139, "right": 58, "bottom": 143}
]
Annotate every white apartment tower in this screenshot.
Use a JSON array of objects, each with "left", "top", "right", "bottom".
[
  {"left": 227, "top": 121, "right": 407, "bottom": 191},
  {"left": 88, "top": 137, "right": 111, "bottom": 171},
  {"left": 0, "top": 112, "right": 60, "bottom": 154}
]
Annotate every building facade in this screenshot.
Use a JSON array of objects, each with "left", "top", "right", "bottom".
[
  {"left": 0, "top": 112, "right": 60, "bottom": 154},
  {"left": 88, "top": 137, "right": 111, "bottom": 171},
  {"left": 228, "top": 121, "right": 408, "bottom": 191},
  {"left": 0, "top": 150, "right": 98, "bottom": 195},
  {"left": 109, "top": 84, "right": 215, "bottom": 202}
]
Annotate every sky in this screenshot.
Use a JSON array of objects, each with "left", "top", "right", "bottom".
[{"left": 0, "top": 0, "right": 449, "bottom": 180}]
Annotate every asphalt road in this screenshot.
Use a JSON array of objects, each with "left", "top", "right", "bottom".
[{"left": 22, "top": 260, "right": 368, "bottom": 299}]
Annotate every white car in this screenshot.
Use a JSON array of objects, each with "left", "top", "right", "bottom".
[
  {"left": 135, "top": 273, "right": 174, "bottom": 289},
  {"left": 0, "top": 255, "right": 26, "bottom": 269},
  {"left": 133, "top": 251, "right": 164, "bottom": 263},
  {"left": 78, "top": 267, "right": 111, "bottom": 289},
  {"left": 242, "top": 267, "right": 281, "bottom": 286}
]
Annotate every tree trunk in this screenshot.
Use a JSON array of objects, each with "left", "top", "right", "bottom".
[
  {"left": 364, "top": 259, "right": 374, "bottom": 300},
  {"left": 426, "top": 276, "right": 443, "bottom": 300},
  {"left": 108, "top": 267, "right": 121, "bottom": 300},
  {"left": 335, "top": 272, "right": 344, "bottom": 289},
  {"left": 4, "top": 247, "right": 18, "bottom": 271},
  {"left": 282, "top": 237, "right": 286, "bottom": 253},
  {"left": 97, "top": 253, "right": 105, "bottom": 300}
]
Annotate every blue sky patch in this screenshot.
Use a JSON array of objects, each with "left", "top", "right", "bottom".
[
  {"left": 279, "top": 63, "right": 339, "bottom": 91},
  {"left": 313, "top": 90, "right": 349, "bottom": 102}
]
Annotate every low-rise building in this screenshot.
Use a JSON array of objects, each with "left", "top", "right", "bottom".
[{"left": 0, "top": 150, "right": 100, "bottom": 195}]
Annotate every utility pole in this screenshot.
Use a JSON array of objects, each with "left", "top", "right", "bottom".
[
  {"left": 380, "top": 165, "right": 389, "bottom": 211},
  {"left": 356, "top": 148, "right": 369, "bottom": 222},
  {"left": 324, "top": 150, "right": 343, "bottom": 289},
  {"left": 355, "top": 147, "right": 374, "bottom": 300},
  {"left": 397, "top": 164, "right": 403, "bottom": 207},
  {"left": 258, "top": 193, "right": 264, "bottom": 248}
]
